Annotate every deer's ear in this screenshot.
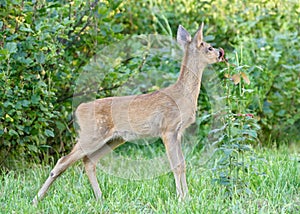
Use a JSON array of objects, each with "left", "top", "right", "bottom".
[
  {"left": 177, "top": 25, "right": 191, "bottom": 48},
  {"left": 194, "top": 22, "right": 204, "bottom": 48}
]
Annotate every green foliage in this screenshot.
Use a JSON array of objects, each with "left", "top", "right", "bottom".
[
  {"left": 0, "top": 0, "right": 299, "bottom": 168},
  {"left": 123, "top": 0, "right": 300, "bottom": 144},
  {"left": 119, "top": 0, "right": 300, "bottom": 145},
  {"left": 203, "top": 1, "right": 300, "bottom": 143},
  {"left": 209, "top": 56, "right": 262, "bottom": 197},
  {"left": 0, "top": 0, "right": 124, "bottom": 167}
]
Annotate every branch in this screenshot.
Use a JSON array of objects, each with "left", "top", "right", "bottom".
[
  {"left": 57, "top": 83, "right": 122, "bottom": 103},
  {"left": 66, "top": 0, "right": 99, "bottom": 49}
]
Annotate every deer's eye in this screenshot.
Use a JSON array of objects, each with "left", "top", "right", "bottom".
[{"left": 208, "top": 47, "right": 213, "bottom": 51}]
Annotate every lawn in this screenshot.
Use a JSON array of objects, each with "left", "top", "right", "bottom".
[{"left": 1, "top": 146, "right": 299, "bottom": 213}]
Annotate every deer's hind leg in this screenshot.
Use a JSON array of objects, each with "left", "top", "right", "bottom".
[
  {"left": 33, "top": 143, "right": 86, "bottom": 204},
  {"left": 33, "top": 130, "right": 115, "bottom": 204},
  {"left": 83, "top": 138, "right": 125, "bottom": 200}
]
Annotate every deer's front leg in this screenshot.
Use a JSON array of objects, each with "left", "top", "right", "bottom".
[{"left": 162, "top": 132, "right": 188, "bottom": 199}]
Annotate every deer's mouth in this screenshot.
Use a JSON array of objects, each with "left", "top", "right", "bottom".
[{"left": 218, "top": 48, "right": 225, "bottom": 62}]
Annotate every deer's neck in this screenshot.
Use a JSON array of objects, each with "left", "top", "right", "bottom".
[{"left": 176, "top": 51, "right": 206, "bottom": 102}]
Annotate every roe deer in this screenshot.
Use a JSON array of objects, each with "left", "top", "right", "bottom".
[{"left": 33, "top": 23, "right": 225, "bottom": 204}]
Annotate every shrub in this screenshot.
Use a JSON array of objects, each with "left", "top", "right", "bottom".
[
  {"left": 0, "top": 0, "right": 124, "bottom": 167},
  {"left": 0, "top": 0, "right": 299, "bottom": 168}
]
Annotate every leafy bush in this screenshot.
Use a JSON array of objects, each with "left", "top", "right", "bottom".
[
  {"left": 0, "top": 0, "right": 124, "bottom": 167},
  {"left": 0, "top": 0, "right": 299, "bottom": 168}
]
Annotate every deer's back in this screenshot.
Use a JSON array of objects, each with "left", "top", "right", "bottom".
[{"left": 75, "top": 87, "right": 193, "bottom": 142}]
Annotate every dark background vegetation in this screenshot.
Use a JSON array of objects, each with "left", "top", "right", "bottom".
[{"left": 0, "top": 0, "right": 299, "bottom": 169}]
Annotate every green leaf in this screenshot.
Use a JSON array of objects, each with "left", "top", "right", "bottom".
[
  {"left": 0, "top": 49, "right": 9, "bottom": 60},
  {"left": 276, "top": 109, "right": 285, "bottom": 117},
  {"left": 112, "top": 24, "right": 123, "bottom": 33},
  {"left": 223, "top": 148, "right": 233, "bottom": 156},
  {"left": 44, "top": 129, "right": 54, "bottom": 137},
  {"left": 242, "top": 130, "right": 257, "bottom": 138},
  {"left": 55, "top": 121, "right": 65, "bottom": 131},
  {"left": 47, "top": 2, "right": 62, "bottom": 8},
  {"left": 20, "top": 25, "right": 34, "bottom": 33},
  {"left": 4, "top": 42, "right": 17, "bottom": 54},
  {"left": 35, "top": 52, "right": 46, "bottom": 64},
  {"left": 27, "top": 144, "right": 38, "bottom": 152},
  {"left": 22, "top": 100, "right": 31, "bottom": 107},
  {"left": 204, "top": 35, "right": 215, "bottom": 42},
  {"left": 8, "top": 129, "right": 19, "bottom": 136},
  {"left": 3, "top": 101, "right": 13, "bottom": 108},
  {"left": 282, "top": 64, "right": 300, "bottom": 70},
  {"left": 31, "top": 95, "right": 41, "bottom": 104}
]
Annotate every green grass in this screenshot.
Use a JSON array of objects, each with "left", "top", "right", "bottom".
[{"left": 1, "top": 147, "right": 299, "bottom": 213}]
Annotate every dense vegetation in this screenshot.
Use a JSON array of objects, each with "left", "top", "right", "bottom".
[{"left": 1, "top": 0, "right": 299, "bottom": 167}]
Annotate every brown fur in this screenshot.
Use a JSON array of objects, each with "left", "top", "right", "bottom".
[{"left": 33, "top": 23, "right": 225, "bottom": 204}]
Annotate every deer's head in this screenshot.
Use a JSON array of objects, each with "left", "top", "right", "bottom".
[{"left": 177, "top": 23, "right": 225, "bottom": 65}]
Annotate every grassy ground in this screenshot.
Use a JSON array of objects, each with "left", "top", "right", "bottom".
[{"left": 1, "top": 147, "right": 299, "bottom": 213}]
